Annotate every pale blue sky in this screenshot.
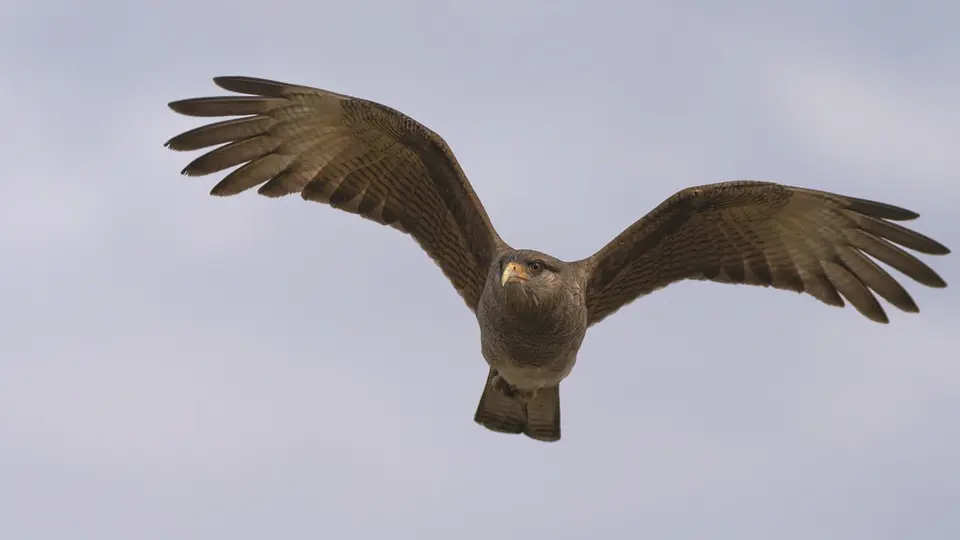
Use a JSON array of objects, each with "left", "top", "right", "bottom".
[{"left": 1, "top": 1, "right": 958, "bottom": 538}]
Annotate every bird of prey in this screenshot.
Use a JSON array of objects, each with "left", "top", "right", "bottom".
[{"left": 165, "top": 76, "right": 950, "bottom": 442}]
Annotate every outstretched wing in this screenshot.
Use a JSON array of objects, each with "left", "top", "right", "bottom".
[
  {"left": 165, "top": 76, "right": 506, "bottom": 310},
  {"left": 579, "top": 181, "right": 950, "bottom": 325}
]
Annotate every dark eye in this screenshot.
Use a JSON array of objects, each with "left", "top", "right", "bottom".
[{"left": 529, "top": 261, "right": 543, "bottom": 273}]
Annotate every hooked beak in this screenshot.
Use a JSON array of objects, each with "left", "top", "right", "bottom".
[{"left": 501, "top": 261, "right": 530, "bottom": 287}]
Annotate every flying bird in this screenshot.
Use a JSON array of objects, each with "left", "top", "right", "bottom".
[{"left": 165, "top": 76, "right": 950, "bottom": 442}]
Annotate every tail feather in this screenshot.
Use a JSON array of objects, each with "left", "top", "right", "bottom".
[
  {"left": 524, "top": 385, "right": 561, "bottom": 442},
  {"left": 473, "top": 368, "right": 561, "bottom": 442}
]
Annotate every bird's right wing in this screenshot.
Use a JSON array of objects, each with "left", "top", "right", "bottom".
[
  {"left": 578, "top": 181, "right": 949, "bottom": 326},
  {"left": 165, "top": 76, "right": 507, "bottom": 311}
]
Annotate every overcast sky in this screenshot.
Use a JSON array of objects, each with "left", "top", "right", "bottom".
[{"left": 1, "top": 0, "right": 958, "bottom": 538}]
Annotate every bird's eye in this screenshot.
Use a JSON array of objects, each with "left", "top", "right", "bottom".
[{"left": 529, "top": 261, "right": 543, "bottom": 273}]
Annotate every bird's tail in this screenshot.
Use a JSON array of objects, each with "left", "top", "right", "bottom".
[{"left": 473, "top": 368, "right": 561, "bottom": 442}]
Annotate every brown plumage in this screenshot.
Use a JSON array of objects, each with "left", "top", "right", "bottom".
[{"left": 165, "top": 76, "right": 950, "bottom": 442}]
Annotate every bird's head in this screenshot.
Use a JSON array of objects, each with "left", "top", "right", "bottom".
[{"left": 496, "top": 250, "right": 573, "bottom": 311}]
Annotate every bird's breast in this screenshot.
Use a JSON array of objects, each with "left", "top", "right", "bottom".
[{"left": 477, "top": 303, "right": 587, "bottom": 390}]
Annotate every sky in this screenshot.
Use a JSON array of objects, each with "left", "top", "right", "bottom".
[{"left": 1, "top": 0, "right": 958, "bottom": 538}]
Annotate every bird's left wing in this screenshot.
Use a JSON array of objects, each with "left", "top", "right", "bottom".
[
  {"left": 165, "top": 76, "right": 506, "bottom": 311},
  {"left": 577, "top": 181, "right": 949, "bottom": 326}
]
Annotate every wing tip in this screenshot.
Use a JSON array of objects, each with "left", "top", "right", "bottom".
[
  {"left": 929, "top": 242, "right": 952, "bottom": 256},
  {"left": 163, "top": 136, "right": 190, "bottom": 151},
  {"left": 844, "top": 197, "right": 920, "bottom": 221},
  {"left": 212, "top": 75, "right": 251, "bottom": 90},
  {"left": 213, "top": 75, "right": 295, "bottom": 97},
  {"left": 167, "top": 99, "right": 194, "bottom": 115}
]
